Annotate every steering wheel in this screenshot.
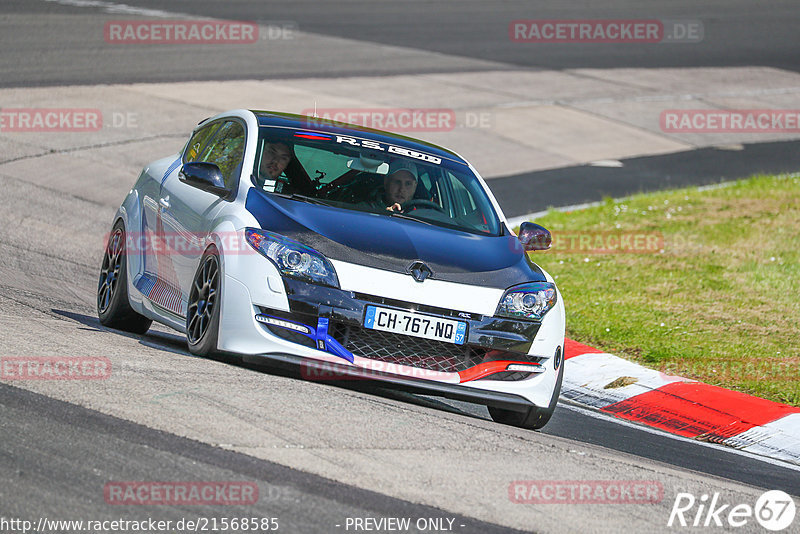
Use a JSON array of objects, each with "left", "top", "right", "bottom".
[{"left": 403, "top": 199, "right": 445, "bottom": 212}]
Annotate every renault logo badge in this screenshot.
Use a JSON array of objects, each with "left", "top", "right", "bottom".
[{"left": 407, "top": 261, "right": 433, "bottom": 283}]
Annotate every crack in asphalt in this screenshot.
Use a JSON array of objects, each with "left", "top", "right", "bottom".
[{"left": 0, "top": 133, "right": 186, "bottom": 166}]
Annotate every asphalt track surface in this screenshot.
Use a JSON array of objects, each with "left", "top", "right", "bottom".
[
  {"left": 1, "top": 0, "right": 798, "bottom": 87},
  {"left": 0, "top": 384, "right": 524, "bottom": 534},
  {"left": 495, "top": 139, "right": 800, "bottom": 217},
  {"left": 1, "top": 1, "right": 799, "bottom": 533}
]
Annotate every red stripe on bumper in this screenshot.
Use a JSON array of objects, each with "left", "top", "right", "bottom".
[{"left": 458, "top": 360, "right": 541, "bottom": 383}]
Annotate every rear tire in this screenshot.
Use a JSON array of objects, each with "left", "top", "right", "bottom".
[
  {"left": 186, "top": 248, "right": 221, "bottom": 357},
  {"left": 488, "top": 350, "right": 564, "bottom": 430},
  {"left": 97, "top": 221, "right": 152, "bottom": 334}
]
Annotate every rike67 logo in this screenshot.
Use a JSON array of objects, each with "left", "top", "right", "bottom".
[{"left": 668, "top": 490, "right": 796, "bottom": 531}]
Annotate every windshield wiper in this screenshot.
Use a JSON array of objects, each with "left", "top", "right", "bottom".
[
  {"left": 388, "top": 212, "right": 434, "bottom": 226},
  {"left": 271, "top": 192, "right": 331, "bottom": 206}
]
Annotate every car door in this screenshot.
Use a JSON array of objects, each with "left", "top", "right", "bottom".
[
  {"left": 156, "top": 119, "right": 246, "bottom": 316},
  {"left": 138, "top": 121, "right": 221, "bottom": 314}
]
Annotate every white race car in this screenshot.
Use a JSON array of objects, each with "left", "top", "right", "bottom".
[{"left": 97, "top": 110, "right": 565, "bottom": 429}]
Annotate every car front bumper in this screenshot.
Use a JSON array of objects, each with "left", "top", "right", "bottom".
[{"left": 216, "top": 250, "right": 565, "bottom": 409}]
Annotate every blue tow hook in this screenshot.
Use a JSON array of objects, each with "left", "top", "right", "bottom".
[{"left": 315, "top": 317, "right": 354, "bottom": 363}]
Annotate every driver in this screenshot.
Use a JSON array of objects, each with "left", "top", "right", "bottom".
[
  {"left": 383, "top": 168, "right": 417, "bottom": 212},
  {"left": 356, "top": 160, "right": 426, "bottom": 213}
]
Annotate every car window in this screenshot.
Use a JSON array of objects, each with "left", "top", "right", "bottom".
[
  {"left": 254, "top": 129, "right": 501, "bottom": 236},
  {"left": 183, "top": 122, "right": 221, "bottom": 164},
  {"left": 450, "top": 171, "right": 477, "bottom": 214},
  {"left": 293, "top": 144, "right": 350, "bottom": 186},
  {"left": 416, "top": 167, "right": 439, "bottom": 203},
  {"left": 442, "top": 170, "right": 493, "bottom": 232},
  {"left": 196, "top": 121, "right": 246, "bottom": 189}
]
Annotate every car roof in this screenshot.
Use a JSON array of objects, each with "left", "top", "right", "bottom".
[{"left": 250, "top": 110, "right": 467, "bottom": 166}]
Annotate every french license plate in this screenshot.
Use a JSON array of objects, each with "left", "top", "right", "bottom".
[{"left": 363, "top": 305, "right": 467, "bottom": 345}]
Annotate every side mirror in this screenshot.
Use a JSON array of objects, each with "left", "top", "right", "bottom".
[
  {"left": 518, "top": 222, "right": 551, "bottom": 251},
  {"left": 179, "top": 162, "right": 229, "bottom": 198}
]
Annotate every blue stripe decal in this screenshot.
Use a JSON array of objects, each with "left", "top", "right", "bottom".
[
  {"left": 162, "top": 157, "right": 181, "bottom": 185},
  {"left": 294, "top": 131, "right": 333, "bottom": 140}
]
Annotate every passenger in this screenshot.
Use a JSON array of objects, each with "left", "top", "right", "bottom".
[{"left": 259, "top": 141, "right": 293, "bottom": 180}]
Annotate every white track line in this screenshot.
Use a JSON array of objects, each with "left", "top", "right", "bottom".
[
  {"left": 44, "top": 0, "right": 184, "bottom": 18},
  {"left": 507, "top": 172, "right": 800, "bottom": 225}
]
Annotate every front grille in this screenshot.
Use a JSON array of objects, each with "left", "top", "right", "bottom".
[
  {"left": 257, "top": 306, "right": 543, "bottom": 380},
  {"left": 329, "top": 322, "right": 489, "bottom": 373}
]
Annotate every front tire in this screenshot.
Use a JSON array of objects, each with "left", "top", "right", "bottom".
[
  {"left": 97, "top": 221, "right": 152, "bottom": 334},
  {"left": 186, "top": 248, "right": 221, "bottom": 356},
  {"left": 488, "top": 348, "right": 564, "bottom": 430}
]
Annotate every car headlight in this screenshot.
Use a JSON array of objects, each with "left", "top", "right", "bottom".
[
  {"left": 245, "top": 228, "right": 339, "bottom": 288},
  {"left": 496, "top": 282, "right": 557, "bottom": 321}
]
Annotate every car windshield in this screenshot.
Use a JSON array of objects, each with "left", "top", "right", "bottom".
[{"left": 252, "top": 127, "right": 502, "bottom": 236}]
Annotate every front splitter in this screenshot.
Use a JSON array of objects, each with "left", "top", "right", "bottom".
[{"left": 242, "top": 352, "right": 536, "bottom": 413}]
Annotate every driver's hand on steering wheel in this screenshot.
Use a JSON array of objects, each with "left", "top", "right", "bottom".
[{"left": 386, "top": 202, "right": 403, "bottom": 212}]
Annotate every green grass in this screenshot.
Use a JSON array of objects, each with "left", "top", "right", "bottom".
[{"left": 527, "top": 173, "right": 800, "bottom": 406}]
